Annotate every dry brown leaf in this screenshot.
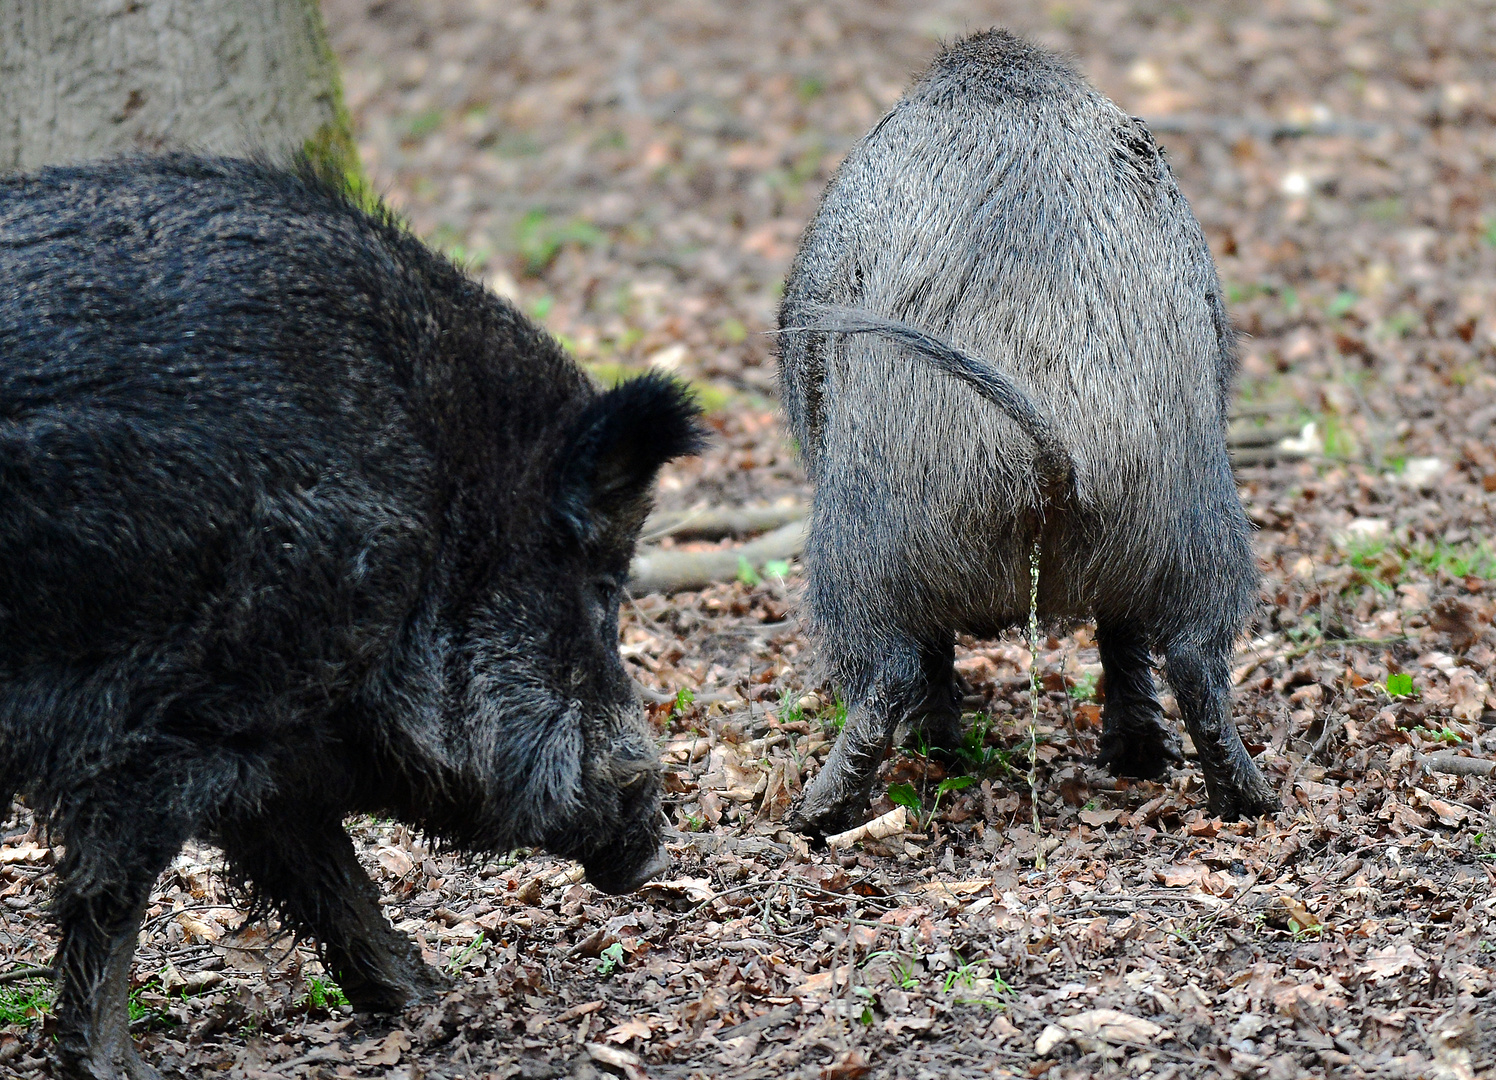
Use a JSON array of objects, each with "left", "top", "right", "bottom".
[
  {"left": 637, "top": 876, "right": 715, "bottom": 904},
  {"left": 1424, "top": 797, "right": 1468, "bottom": 827},
  {"left": 796, "top": 964, "right": 853, "bottom": 995},
  {"left": 1278, "top": 895, "right": 1322, "bottom": 931},
  {"left": 0, "top": 842, "right": 50, "bottom": 865},
  {"left": 176, "top": 911, "right": 223, "bottom": 943},
  {"left": 1079, "top": 808, "right": 1122, "bottom": 826},
  {"left": 1361, "top": 944, "right": 1426, "bottom": 982},
  {"left": 586, "top": 1041, "right": 647, "bottom": 1080},
  {"left": 557, "top": 999, "right": 606, "bottom": 1023},
  {"left": 216, "top": 924, "right": 277, "bottom": 972},
  {"left": 354, "top": 1030, "right": 409, "bottom": 1066},
  {"left": 375, "top": 845, "right": 415, "bottom": 878},
  {"left": 1035, "top": 1009, "right": 1167, "bottom": 1054},
  {"left": 605, "top": 1017, "right": 653, "bottom": 1044},
  {"left": 818, "top": 1048, "right": 870, "bottom": 1080},
  {"left": 158, "top": 959, "right": 186, "bottom": 994}
]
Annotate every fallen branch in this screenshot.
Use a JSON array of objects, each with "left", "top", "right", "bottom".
[
  {"left": 0, "top": 965, "right": 54, "bottom": 985},
  {"left": 1232, "top": 635, "right": 1405, "bottom": 686},
  {"left": 642, "top": 502, "right": 806, "bottom": 542},
  {"left": 1144, "top": 113, "right": 1391, "bottom": 140},
  {"left": 1418, "top": 752, "right": 1496, "bottom": 779},
  {"left": 824, "top": 805, "right": 907, "bottom": 850},
  {"left": 1227, "top": 423, "right": 1302, "bottom": 449},
  {"left": 628, "top": 519, "right": 807, "bottom": 595}
]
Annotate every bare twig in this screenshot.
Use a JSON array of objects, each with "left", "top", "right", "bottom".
[
  {"left": 641, "top": 502, "right": 806, "bottom": 543},
  {"left": 1143, "top": 113, "right": 1391, "bottom": 140},
  {"left": 629, "top": 519, "right": 807, "bottom": 595},
  {"left": 824, "top": 805, "right": 907, "bottom": 850},
  {"left": 0, "top": 965, "right": 54, "bottom": 984},
  {"left": 1232, "top": 635, "right": 1406, "bottom": 686},
  {"left": 1418, "top": 752, "right": 1496, "bottom": 779}
]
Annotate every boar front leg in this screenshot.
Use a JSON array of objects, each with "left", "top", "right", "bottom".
[
  {"left": 790, "top": 639, "right": 938, "bottom": 838},
  {"left": 220, "top": 810, "right": 449, "bottom": 1011},
  {"left": 52, "top": 795, "right": 192, "bottom": 1080},
  {"left": 1094, "top": 621, "right": 1182, "bottom": 780}
]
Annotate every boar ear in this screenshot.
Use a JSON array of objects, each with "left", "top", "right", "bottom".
[{"left": 556, "top": 372, "right": 707, "bottom": 541}]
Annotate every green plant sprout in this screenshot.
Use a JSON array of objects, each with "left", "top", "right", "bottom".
[
  {"left": 1068, "top": 671, "right": 1099, "bottom": 702},
  {"left": 672, "top": 687, "right": 696, "bottom": 717},
  {"left": 1385, "top": 672, "right": 1415, "bottom": 698},
  {"left": 515, "top": 210, "right": 603, "bottom": 276},
  {"left": 736, "top": 556, "right": 762, "bottom": 588},
  {"left": 939, "top": 954, "right": 1012, "bottom": 1006},
  {"left": 887, "top": 775, "right": 977, "bottom": 829},
  {"left": 0, "top": 978, "right": 53, "bottom": 1026},
  {"left": 446, "top": 932, "right": 485, "bottom": 975},
  {"left": 303, "top": 976, "right": 349, "bottom": 1010},
  {"left": 823, "top": 696, "right": 848, "bottom": 736},
  {"left": 596, "top": 942, "right": 626, "bottom": 976},
  {"left": 1326, "top": 290, "right": 1359, "bottom": 318}
]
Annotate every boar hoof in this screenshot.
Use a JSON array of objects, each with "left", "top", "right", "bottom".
[
  {"left": 338, "top": 952, "right": 452, "bottom": 1014},
  {"left": 896, "top": 712, "right": 964, "bottom": 759},
  {"left": 785, "top": 793, "right": 869, "bottom": 842},
  {"left": 1095, "top": 713, "right": 1183, "bottom": 781},
  {"left": 55, "top": 1042, "right": 161, "bottom": 1080},
  {"left": 1206, "top": 780, "right": 1281, "bottom": 822}
]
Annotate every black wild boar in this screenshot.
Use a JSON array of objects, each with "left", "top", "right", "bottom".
[
  {"left": 0, "top": 155, "right": 703, "bottom": 1080},
  {"left": 777, "top": 30, "right": 1280, "bottom": 837}
]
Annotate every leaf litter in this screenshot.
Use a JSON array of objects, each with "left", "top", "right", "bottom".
[{"left": 5, "top": 0, "right": 1496, "bottom": 1077}]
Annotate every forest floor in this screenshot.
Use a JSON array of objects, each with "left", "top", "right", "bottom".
[{"left": 5, "top": 1, "right": 1496, "bottom": 1078}]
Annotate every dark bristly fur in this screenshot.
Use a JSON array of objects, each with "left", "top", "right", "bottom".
[
  {"left": 0, "top": 155, "right": 704, "bottom": 1080},
  {"left": 777, "top": 30, "right": 1280, "bottom": 838}
]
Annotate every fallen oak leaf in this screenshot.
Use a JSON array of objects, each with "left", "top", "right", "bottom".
[
  {"left": 1034, "top": 1009, "right": 1167, "bottom": 1055},
  {"left": 556, "top": 999, "right": 607, "bottom": 1023},
  {"left": 1361, "top": 944, "right": 1426, "bottom": 982},
  {"left": 605, "top": 1017, "right": 654, "bottom": 1044},
  {"left": 374, "top": 845, "right": 416, "bottom": 878},
  {"left": 819, "top": 1048, "right": 870, "bottom": 1080},
  {"left": 175, "top": 911, "right": 223, "bottom": 943},
  {"left": 586, "top": 1041, "right": 647, "bottom": 1080},
  {"left": 0, "top": 842, "right": 51, "bottom": 865},
  {"left": 637, "top": 876, "right": 716, "bottom": 905},
  {"left": 354, "top": 1030, "right": 409, "bottom": 1066}
]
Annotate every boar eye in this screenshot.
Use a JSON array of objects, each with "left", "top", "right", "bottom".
[{"left": 593, "top": 575, "right": 620, "bottom": 604}]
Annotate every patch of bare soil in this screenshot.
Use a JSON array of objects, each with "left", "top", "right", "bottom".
[{"left": 5, "top": 2, "right": 1496, "bottom": 1078}]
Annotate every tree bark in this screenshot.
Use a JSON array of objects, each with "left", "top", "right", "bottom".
[{"left": 0, "top": 0, "right": 360, "bottom": 182}]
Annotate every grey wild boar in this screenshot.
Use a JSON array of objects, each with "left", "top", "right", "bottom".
[{"left": 777, "top": 30, "right": 1279, "bottom": 837}]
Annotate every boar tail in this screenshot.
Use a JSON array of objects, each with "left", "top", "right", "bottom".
[{"left": 805, "top": 304, "right": 1074, "bottom": 496}]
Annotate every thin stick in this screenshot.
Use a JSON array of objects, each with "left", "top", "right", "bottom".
[{"left": 0, "top": 966, "right": 55, "bottom": 985}]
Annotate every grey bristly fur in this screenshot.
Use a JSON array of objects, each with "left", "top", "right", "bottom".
[
  {"left": 1, "top": 154, "right": 704, "bottom": 1080},
  {"left": 777, "top": 29, "right": 1279, "bottom": 838}
]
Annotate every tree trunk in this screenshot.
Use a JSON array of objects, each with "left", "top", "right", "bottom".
[{"left": 0, "top": 0, "right": 360, "bottom": 183}]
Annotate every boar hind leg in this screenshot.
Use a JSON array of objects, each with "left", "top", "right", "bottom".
[
  {"left": 53, "top": 800, "right": 190, "bottom": 1080},
  {"left": 1163, "top": 639, "right": 1280, "bottom": 820},
  {"left": 221, "top": 811, "right": 449, "bottom": 1011},
  {"left": 894, "top": 639, "right": 963, "bottom": 757},
  {"left": 790, "top": 638, "right": 936, "bottom": 839},
  {"left": 1094, "top": 621, "right": 1182, "bottom": 780}
]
